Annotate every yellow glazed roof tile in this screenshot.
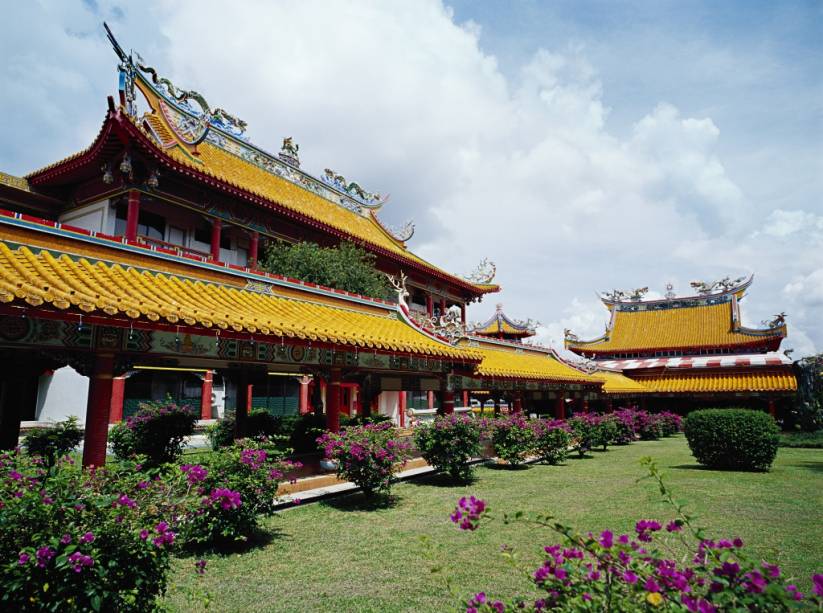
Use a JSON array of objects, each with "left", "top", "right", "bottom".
[
  {"left": 595, "top": 371, "right": 649, "bottom": 394},
  {"left": 0, "top": 243, "right": 477, "bottom": 360},
  {"left": 567, "top": 302, "right": 783, "bottom": 352},
  {"left": 475, "top": 346, "right": 593, "bottom": 383},
  {"left": 634, "top": 371, "right": 796, "bottom": 393}
]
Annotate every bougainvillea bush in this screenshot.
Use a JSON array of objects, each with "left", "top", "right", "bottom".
[
  {"left": 109, "top": 401, "right": 198, "bottom": 466},
  {"left": 658, "top": 411, "right": 684, "bottom": 437},
  {"left": 609, "top": 409, "right": 638, "bottom": 445},
  {"left": 450, "top": 459, "right": 823, "bottom": 612},
  {"left": 489, "top": 415, "right": 536, "bottom": 467},
  {"left": 318, "top": 422, "right": 410, "bottom": 497},
  {"left": 684, "top": 409, "right": 779, "bottom": 471},
  {"left": 0, "top": 450, "right": 173, "bottom": 612},
  {"left": 415, "top": 414, "right": 481, "bottom": 482},
  {"left": 530, "top": 419, "right": 572, "bottom": 465},
  {"left": 567, "top": 414, "right": 608, "bottom": 457},
  {"left": 635, "top": 410, "right": 665, "bottom": 440},
  {"left": 176, "top": 440, "right": 295, "bottom": 545}
]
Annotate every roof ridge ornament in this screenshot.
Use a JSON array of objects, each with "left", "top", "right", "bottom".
[
  {"left": 321, "top": 169, "right": 386, "bottom": 206},
  {"left": 761, "top": 312, "right": 787, "bottom": 329},
  {"left": 601, "top": 287, "right": 648, "bottom": 302},
  {"left": 278, "top": 137, "right": 300, "bottom": 168},
  {"left": 689, "top": 275, "right": 747, "bottom": 295},
  {"left": 463, "top": 258, "right": 496, "bottom": 285}
]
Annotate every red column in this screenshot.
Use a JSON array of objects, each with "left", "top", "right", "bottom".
[
  {"left": 460, "top": 303, "right": 467, "bottom": 324},
  {"left": 442, "top": 390, "right": 455, "bottom": 415},
  {"left": 426, "top": 295, "right": 433, "bottom": 317},
  {"left": 440, "top": 297, "right": 447, "bottom": 315},
  {"left": 109, "top": 376, "right": 126, "bottom": 423},
  {"left": 582, "top": 398, "right": 589, "bottom": 414},
  {"left": 327, "top": 369, "right": 342, "bottom": 433},
  {"left": 200, "top": 371, "right": 213, "bottom": 420},
  {"left": 210, "top": 218, "right": 222, "bottom": 261},
  {"left": 463, "top": 391, "right": 469, "bottom": 408},
  {"left": 248, "top": 231, "right": 259, "bottom": 268},
  {"left": 125, "top": 190, "right": 140, "bottom": 241},
  {"left": 513, "top": 392, "right": 523, "bottom": 414},
  {"left": 555, "top": 393, "right": 565, "bottom": 420},
  {"left": 299, "top": 376, "right": 310, "bottom": 414},
  {"left": 82, "top": 354, "right": 115, "bottom": 468},
  {"left": 427, "top": 390, "right": 434, "bottom": 410},
  {"left": 768, "top": 399, "right": 776, "bottom": 418},
  {"left": 398, "top": 391, "right": 407, "bottom": 427}
]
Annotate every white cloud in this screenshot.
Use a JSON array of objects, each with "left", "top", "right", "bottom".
[{"left": 0, "top": 0, "right": 819, "bottom": 356}]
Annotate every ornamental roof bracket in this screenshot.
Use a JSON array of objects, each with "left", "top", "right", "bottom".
[
  {"left": 105, "top": 23, "right": 247, "bottom": 143},
  {"left": 689, "top": 275, "right": 749, "bottom": 296},
  {"left": 462, "top": 258, "right": 496, "bottom": 285}
]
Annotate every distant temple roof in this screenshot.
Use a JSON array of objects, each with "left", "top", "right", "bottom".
[
  {"left": 469, "top": 304, "right": 537, "bottom": 340},
  {"left": 565, "top": 276, "right": 787, "bottom": 357}
]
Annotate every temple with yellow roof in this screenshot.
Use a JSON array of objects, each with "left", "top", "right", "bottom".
[{"left": 564, "top": 278, "right": 796, "bottom": 416}]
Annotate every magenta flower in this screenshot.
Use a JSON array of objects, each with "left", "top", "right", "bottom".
[
  {"left": 79, "top": 531, "right": 95, "bottom": 544},
  {"left": 195, "top": 559, "right": 207, "bottom": 575},
  {"left": 813, "top": 574, "right": 823, "bottom": 597},
  {"left": 599, "top": 530, "right": 613, "bottom": 548},
  {"left": 18, "top": 552, "right": 29, "bottom": 565},
  {"left": 180, "top": 464, "right": 208, "bottom": 484},
  {"left": 623, "top": 570, "right": 639, "bottom": 584},
  {"left": 60, "top": 534, "right": 71, "bottom": 545},
  {"left": 450, "top": 495, "right": 487, "bottom": 531}
]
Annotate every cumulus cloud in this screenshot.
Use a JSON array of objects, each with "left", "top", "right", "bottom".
[{"left": 0, "top": 0, "right": 819, "bottom": 355}]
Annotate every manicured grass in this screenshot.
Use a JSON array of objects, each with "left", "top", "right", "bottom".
[
  {"left": 162, "top": 436, "right": 823, "bottom": 612},
  {"left": 779, "top": 430, "right": 823, "bottom": 448}
]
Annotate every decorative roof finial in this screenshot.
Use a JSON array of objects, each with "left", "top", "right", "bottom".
[
  {"left": 278, "top": 137, "right": 300, "bottom": 168},
  {"left": 665, "top": 283, "right": 676, "bottom": 300},
  {"left": 463, "top": 258, "right": 496, "bottom": 285}
]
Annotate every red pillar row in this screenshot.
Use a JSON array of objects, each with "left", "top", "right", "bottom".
[
  {"left": 125, "top": 190, "right": 140, "bottom": 241},
  {"left": 82, "top": 354, "right": 115, "bottom": 468},
  {"left": 248, "top": 231, "right": 259, "bottom": 268},
  {"left": 200, "top": 370, "right": 213, "bottom": 420},
  {"left": 513, "top": 392, "right": 523, "bottom": 414},
  {"left": 327, "top": 368, "right": 342, "bottom": 433},
  {"left": 425, "top": 295, "right": 433, "bottom": 317},
  {"left": 442, "top": 390, "right": 455, "bottom": 415},
  {"left": 210, "top": 218, "right": 222, "bottom": 261},
  {"left": 555, "top": 393, "right": 566, "bottom": 420},
  {"left": 108, "top": 376, "right": 126, "bottom": 424},
  {"left": 299, "top": 376, "right": 310, "bottom": 414},
  {"left": 398, "top": 391, "right": 406, "bottom": 427}
]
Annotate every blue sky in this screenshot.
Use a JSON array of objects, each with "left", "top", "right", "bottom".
[{"left": 1, "top": 1, "right": 821, "bottom": 354}]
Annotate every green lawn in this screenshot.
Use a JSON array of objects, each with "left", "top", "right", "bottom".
[{"left": 162, "top": 436, "right": 823, "bottom": 612}]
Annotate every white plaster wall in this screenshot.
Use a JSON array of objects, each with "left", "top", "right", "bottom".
[
  {"left": 36, "top": 366, "right": 88, "bottom": 424},
  {"left": 59, "top": 200, "right": 112, "bottom": 234},
  {"left": 377, "top": 391, "right": 400, "bottom": 425}
]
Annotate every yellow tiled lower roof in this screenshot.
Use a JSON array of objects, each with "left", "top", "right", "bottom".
[
  {"left": 634, "top": 371, "right": 796, "bottom": 393},
  {"left": 0, "top": 243, "right": 477, "bottom": 360},
  {"left": 475, "top": 346, "right": 594, "bottom": 383},
  {"left": 568, "top": 302, "right": 784, "bottom": 352},
  {"left": 595, "top": 371, "right": 649, "bottom": 394}
]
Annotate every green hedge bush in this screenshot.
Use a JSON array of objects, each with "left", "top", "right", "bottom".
[{"left": 684, "top": 408, "right": 779, "bottom": 471}]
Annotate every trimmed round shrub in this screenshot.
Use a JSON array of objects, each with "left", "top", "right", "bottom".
[
  {"left": 489, "top": 415, "right": 535, "bottom": 466},
  {"left": 415, "top": 414, "right": 481, "bottom": 482},
  {"left": 530, "top": 419, "right": 572, "bottom": 465},
  {"left": 109, "top": 401, "right": 197, "bottom": 466},
  {"left": 684, "top": 408, "right": 779, "bottom": 471}
]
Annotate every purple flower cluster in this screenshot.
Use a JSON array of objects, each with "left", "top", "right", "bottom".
[
  {"left": 466, "top": 592, "right": 504, "bottom": 613},
  {"left": 152, "top": 521, "right": 175, "bottom": 548},
  {"left": 240, "top": 448, "right": 268, "bottom": 471},
  {"left": 635, "top": 519, "right": 662, "bottom": 542},
  {"left": 204, "top": 488, "right": 242, "bottom": 510},
  {"left": 180, "top": 463, "right": 208, "bottom": 484},
  {"left": 115, "top": 493, "right": 137, "bottom": 509},
  {"left": 67, "top": 551, "right": 94, "bottom": 573},
  {"left": 450, "top": 496, "right": 487, "bottom": 531}
]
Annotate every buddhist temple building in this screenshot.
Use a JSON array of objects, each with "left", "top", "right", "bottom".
[
  {"left": 0, "top": 26, "right": 502, "bottom": 464},
  {"left": 564, "top": 277, "right": 797, "bottom": 416}
]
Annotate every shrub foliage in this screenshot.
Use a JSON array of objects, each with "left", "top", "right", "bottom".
[
  {"left": 109, "top": 401, "right": 198, "bottom": 466},
  {"left": 415, "top": 414, "right": 481, "bottom": 482},
  {"left": 684, "top": 408, "right": 779, "bottom": 471},
  {"left": 22, "top": 416, "right": 83, "bottom": 469}
]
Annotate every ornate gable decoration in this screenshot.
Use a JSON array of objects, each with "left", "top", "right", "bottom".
[
  {"left": 463, "top": 258, "right": 496, "bottom": 285},
  {"left": 105, "top": 24, "right": 388, "bottom": 217},
  {"left": 690, "top": 276, "right": 747, "bottom": 295}
]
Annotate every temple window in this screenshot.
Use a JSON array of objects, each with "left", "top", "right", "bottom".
[{"left": 114, "top": 202, "right": 165, "bottom": 241}]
